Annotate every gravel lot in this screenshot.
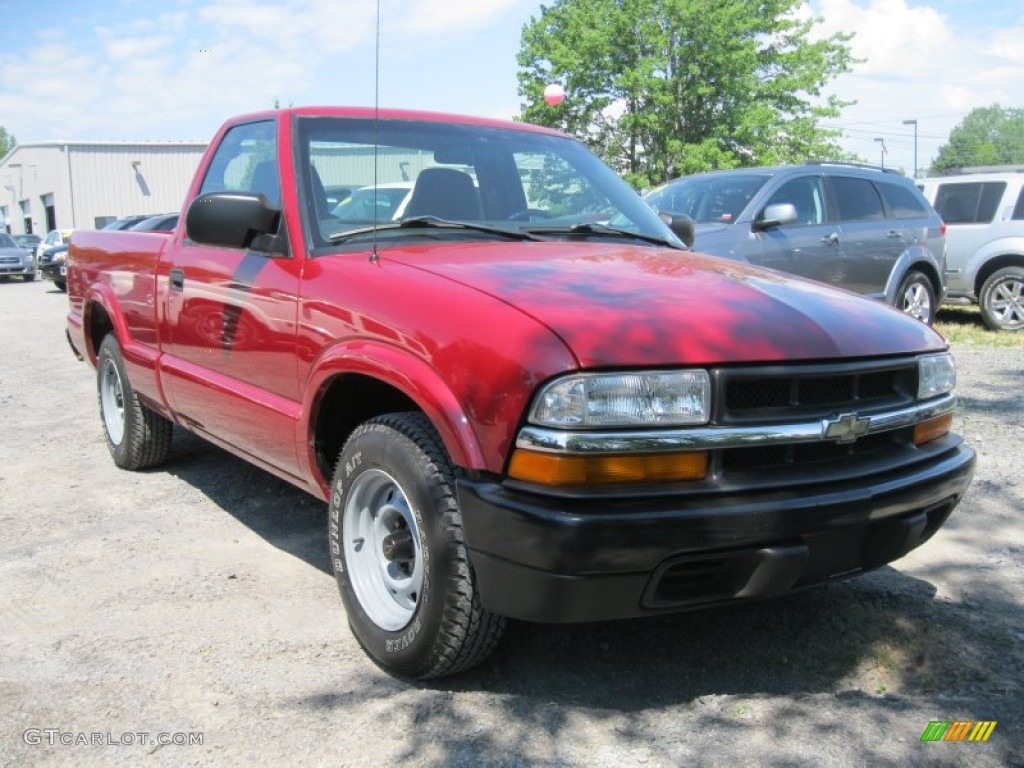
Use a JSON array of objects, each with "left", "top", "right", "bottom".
[{"left": 2, "top": 278, "right": 1022, "bottom": 767}]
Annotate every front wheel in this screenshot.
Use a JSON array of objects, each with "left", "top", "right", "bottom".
[
  {"left": 895, "top": 270, "right": 936, "bottom": 324},
  {"left": 97, "top": 335, "right": 173, "bottom": 469},
  {"left": 329, "top": 413, "right": 505, "bottom": 678},
  {"left": 979, "top": 267, "right": 1024, "bottom": 331},
  {"left": 54, "top": 278, "right": 67, "bottom": 292}
]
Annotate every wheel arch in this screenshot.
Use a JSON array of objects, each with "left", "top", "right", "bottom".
[
  {"left": 82, "top": 286, "right": 126, "bottom": 365},
  {"left": 904, "top": 260, "right": 943, "bottom": 300},
  {"left": 884, "top": 246, "right": 944, "bottom": 305},
  {"left": 303, "top": 342, "right": 489, "bottom": 496},
  {"left": 973, "top": 252, "right": 1024, "bottom": 297}
]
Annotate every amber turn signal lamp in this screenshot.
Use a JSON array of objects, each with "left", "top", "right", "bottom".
[
  {"left": 914, "top": 413, "right": 953, "bottom": 446},
  {"left": 507, "top": 449, "right": 709, "bottom": 485}
]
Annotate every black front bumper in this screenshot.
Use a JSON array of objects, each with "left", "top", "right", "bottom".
[
  {"left": 39, "top": 263, "right": 65, "bottom": 281},
  {"left": 457, "top": 440, "right": 976, "bottom": 623}
]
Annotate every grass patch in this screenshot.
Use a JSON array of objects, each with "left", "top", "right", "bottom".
[{"left": 933, "top": 305, "right": 1024, "bottom": 347}]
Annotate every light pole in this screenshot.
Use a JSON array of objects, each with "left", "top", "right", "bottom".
[
  {"left": 874, "top": 138, "right": 886, "bottom": 170},
  {"left": 903, "top": 118, "right": 918, "bottom": 178}
]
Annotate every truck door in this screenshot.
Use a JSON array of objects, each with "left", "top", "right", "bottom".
[{"left": 159, "top": 119, "right": 303, "bottom": 478}]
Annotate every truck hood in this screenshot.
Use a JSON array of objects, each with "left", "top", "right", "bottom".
[{"left": 385, "top": 241, "right": 944, "bottom": 367}]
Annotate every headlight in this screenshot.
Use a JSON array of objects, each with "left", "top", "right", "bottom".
[
  {"left": 918, "top": 353, "right": 955, "bottom": 399},
  {"left": 55, "top": 251, "right": 67, "bottom": 263},
  {"left": 530, "top": 370, "right": 711, "bottom": 428}
]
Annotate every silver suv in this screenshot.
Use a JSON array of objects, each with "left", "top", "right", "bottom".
[
  {"left": 917, "top": 172, "right": 1024, "bottom": 331},
  {"left": 645, "top": 163, "right": 947, "bottom": 323}
]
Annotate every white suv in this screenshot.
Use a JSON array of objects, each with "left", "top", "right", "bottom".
[{"left": 918, "top": 172, "right": 1024, "bottom": 330}]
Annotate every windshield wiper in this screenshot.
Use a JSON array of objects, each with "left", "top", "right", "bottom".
[
  {"left": 328, "top": 216, "right": 542, "bottom": 243},
  {"left": 523, "top": 222, "right": 683, "bottom": 249}
]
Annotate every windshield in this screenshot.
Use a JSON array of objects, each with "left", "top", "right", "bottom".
[
  {"left": 0, "top": 234, "right": 16, "bottom": 248},
  {"left": 645, "top": 174, "right": 771, "bottom": 224},
  {"left": 297, "top": 116, "right": 679, "bottom": 251}
]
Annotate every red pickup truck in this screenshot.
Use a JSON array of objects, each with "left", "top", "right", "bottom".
[{"left": 67, "top": 107, "right": 975, "bottom": 679}]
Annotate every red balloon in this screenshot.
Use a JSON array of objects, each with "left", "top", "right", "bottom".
[{"left": 543, "top": 84, "right": 565, "bottom": 106}]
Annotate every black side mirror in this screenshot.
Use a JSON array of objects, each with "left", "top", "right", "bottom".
[
  {"left": 753, "top": 203, "right": 798, "bottom": 231},
  {"left": 186, "top": 192, "right": 281, "bottom": 250},
  {"left": 658, "top": 211, "right": 695, "bottom": 248}
]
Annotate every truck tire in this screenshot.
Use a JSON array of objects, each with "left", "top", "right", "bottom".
[
  {"left": 979, "top": 267, "right": 1024, "bottom": 331},
  {"left": 895, "top": 270, "right": 936, "bottom": 325},
  {"left": 97, "top": 335, "right": 173, "bottom": 470},
  {"left": 329, "top": 412, "right": 505, "bottom": 678}
]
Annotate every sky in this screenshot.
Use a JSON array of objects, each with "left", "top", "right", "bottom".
[{"left": 1, "top": 0, "right": 1022, "bottom": 177}]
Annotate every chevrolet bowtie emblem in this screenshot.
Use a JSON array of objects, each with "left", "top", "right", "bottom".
[{"left": 823, "top": 412, "right": 870, "bottom": 443}]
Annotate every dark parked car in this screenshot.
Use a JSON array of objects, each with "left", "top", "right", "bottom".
[
  {"left": 38, "top": 244, "right": 69, "bottom": 291},
  {"left": 129, "top": 213, "right": 178, "bottom": 232},
  {"left": 13, "top": 233, "right": 42, "bottom": 252},
  {"left": 0, "top": 232, "right": 37, "bottom": 281},
  {"left": 102, "top": 215, "right": 150, "bottom": 230},
  {"left": 645, "top": 163, "right": 948, "bottom": 323}
]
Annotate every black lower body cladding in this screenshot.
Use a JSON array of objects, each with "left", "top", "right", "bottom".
[{"left": 457, "top": 438, "right": 975, "bottom": 623}]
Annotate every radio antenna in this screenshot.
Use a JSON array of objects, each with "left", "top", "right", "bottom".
[{"left": 370, "top": 0, "right": 381, "bottom": 263}]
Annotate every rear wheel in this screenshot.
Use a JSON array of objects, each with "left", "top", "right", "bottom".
[
  {"left": 979, "top": 267, "right": 1024, "bottom": 331},
  {"left": 895, "top": 270, "right": 936, "bottom": 324},
  {"left": 97, "top": 335, "right": 172, "bottom": 469},
  {"left": 329, "top": 412, "right": 505, "bottom": 678}
]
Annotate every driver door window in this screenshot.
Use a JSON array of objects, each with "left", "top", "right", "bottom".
[
  {"left": 199, "top": 121, "right": 281, "bottom": 207},
  {"left": 765, "top": 176, "right": 825, "bottom": 226}
]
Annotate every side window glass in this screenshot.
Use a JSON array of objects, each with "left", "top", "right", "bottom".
[
  {"left": 1013, "top": 186, "right": 1024, "bottom": 221},
  {"left": 198, "top": 120, "right": 280, "bottom": 206},
  {"left": 764, "top": 176, "right": 825, "bottom": 226},
  {"left": 934, "top": 182, "right": 1005, "bottom": 224},
  {"left": 828, "top": 176, "right": 885, "bottom": 222},
  {"left": 978, "top": 182, "right": 1005, "bottom": 223},
  {"left": 877, "top": 181, "right": 928, "bottom": 218}
]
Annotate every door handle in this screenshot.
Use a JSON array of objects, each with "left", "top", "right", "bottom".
[
  {"left": 820, "top": 233, "right": 839, "bottom": 245},
  {"left": 169, "top": 268, "right": 185, "bottom": 291},
  {"left": 886, "top": 230, "right": 903, "bottom": 239}
]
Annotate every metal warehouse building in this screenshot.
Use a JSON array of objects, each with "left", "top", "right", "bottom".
[{"left": 0, "top": 141, "right": 208, "bottom": 235}]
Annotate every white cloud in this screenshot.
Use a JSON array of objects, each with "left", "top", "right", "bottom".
[
  {"left": 808, "top": 0, "right": 1024, "bottom": 173},
  {"left": 0, "top": 0, "right": 535, "bottom": 142},
  {"left": 815, "top": 0, "right": 950, "bottom": 77}
]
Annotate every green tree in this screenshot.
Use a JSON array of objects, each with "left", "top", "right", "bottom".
[
  {"left": 517, "top": 0, "right": 854, "bottom": 188},
  {"left": 0, "top": 127, "right": 15, "bottom": 158},
  {"left": 931, "top": 105, "right": 1024, "bottom": 174}
]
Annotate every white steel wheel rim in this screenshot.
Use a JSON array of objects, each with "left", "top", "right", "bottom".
[
  {"left": 100, "top": 357, "right": 126, "bottom": 445},
  {"left": 343, "top": 468, "right": 424, "bottom": 631}
]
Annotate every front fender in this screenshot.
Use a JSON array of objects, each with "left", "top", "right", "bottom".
[{"left": 301, "top": 339, "right": 488, "bottom": 492}]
